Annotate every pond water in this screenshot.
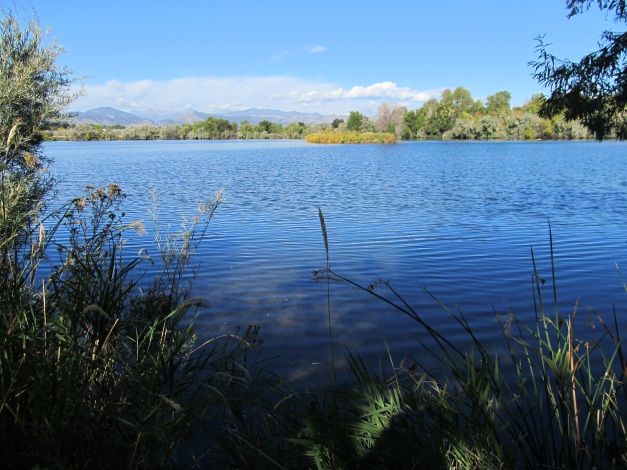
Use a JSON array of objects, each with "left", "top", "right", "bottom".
[{"left": 44, "top": 139, "right": 627, "bottom": 386}]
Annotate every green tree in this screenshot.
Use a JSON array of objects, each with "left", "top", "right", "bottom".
[
  {"left": 269, "top": 121, "right": 284, "bottom": 134},
  {"left": 284, "top": 121, "right": 308, "bottom": 138},
  {"left": 419, "top": 88, "right": 480, "bottom": 137},
  {"left": 359, "top": 116, "right": 375, "bottom": 133},
  {"left": 121, "top": 125, "right": 159, "bottom": 140},
  {"left": 539, "top": 118, "right": 556, "bottom": 139},
  {"left": 188, "top": 116, "right": 236, "bottom": 140},
  {"left": 159, "top": 124, "right": 181, "bottom": 140},
  {"left": 531, "top": 0, "right": 627, "bottom": 139},
  {"left": 519, "top": 93, "right": 545, "bottom": 115},
  {"left": 257, "top": 120, "right": 273, "bottom": 134},
  {"left": 254, "top": 120, "right": 282, "bottom": 137},
  {"left": 331, "top": 118, "right": 344, "bottom": 129},
  {"left": 502, "top": 114, "right": 524, "bottom": 140},
  {"left": 67, "top": 123, "right": 99, "bottom": 141},
  {"left": 485, "top": 91, "right": 512, "bottom": 116},
  {"left": 444, "top": 118, "right": 476, "bottom": 140},
  {"left": 521, "top": 113, "right": 542, "bottom": 140},
  {"left": 0, "top": 9, "right": 77, "bottom": 278},
  {"left": 213, "top": 117, "right": 237, "bottom": 138},
  {"left": 433, "top": 89, "right": 457, "bottom": 132},
  {"left": 404, "top": 109, "right": 427, "bottom": 139},
  {"left": 551, "top": 114, "right": 589, "bottom": 139},
  {"left": 474, "top": 115, "right": 501, "bottom": 139},
  {"left": 449, "top": 86, "right": 481, "bottom": 117},
  {"left": 346, "top": 111, "right": 365, "bottom": 131},
  {"left": 237, "top": 120, "right": 255, "bottom": 139},
  {"left": 422, "top": 97, "right": 454, "bottom": 136}
]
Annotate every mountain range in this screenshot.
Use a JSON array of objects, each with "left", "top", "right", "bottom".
[{"left": 71, "top": 107, "right": 344, "bottom": 127}]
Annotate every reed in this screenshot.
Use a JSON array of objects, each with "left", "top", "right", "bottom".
[
  {"left": 0, "top": 182, "right": 274, "bottom": 468},
  {"left": 305, "top": 131, "right": 396, "bottom": 144},
  {"left": 295, "top": 212, "right": 627, "bottom": 469},
  {"left": 1, "top": 13, "right": 274, "bottom": 464}
]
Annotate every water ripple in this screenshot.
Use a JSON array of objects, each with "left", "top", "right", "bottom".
[{"left": 44, "top": 139, "right": 627, "bottom": 386}]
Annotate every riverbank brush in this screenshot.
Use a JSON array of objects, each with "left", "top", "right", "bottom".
[{"left": 0, "top": 184, "right": 275, "bottom": 468}]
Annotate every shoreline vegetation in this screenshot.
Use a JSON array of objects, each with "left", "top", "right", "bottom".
[
  {"left": 5, "top": 4, "right": 627, "bottom": 468},
  {"left": 49, "top": 89, "right": 596, "bottom": 143},
  {"left": 305, "top": 131, "right": 396, "bottom": 144}
]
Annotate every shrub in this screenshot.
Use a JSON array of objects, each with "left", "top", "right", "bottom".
[
  {"left": 0, "top": 10, "right": 268, "bottom": 467},
  {"left": 305, "top": 131, "right": 396, "bottom": 144}
]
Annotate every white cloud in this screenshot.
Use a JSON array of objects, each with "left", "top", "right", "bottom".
[
  {"left": 299, "top": 81, "right": 437, "bottom": 102},
  {"left": 308, "top": 45, "right": 326, "bottom": 53},
  {"left": 71, "top": 76, "right": 442, "bottom": 115}
]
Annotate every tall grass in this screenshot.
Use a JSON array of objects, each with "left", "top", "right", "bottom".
[
  {"left": 306, "top": 131, "right": 396, "bottom": 144},
  {"left": 293, "top": 212, "right": 627, "bottom": 469},
  {"left": 0, "top": 183, "right": 278, "bottom": 468},
  {"left": 208, "top": 211, "right": 627, "bottom": 468}
]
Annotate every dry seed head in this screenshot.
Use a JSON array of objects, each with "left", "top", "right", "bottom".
[
  {"left": 6, "top": 120, "right": 21, "bottom": 147},
  {"left": 72, "top": 197, "right": 86, "bottom": 212},
  {"left": 129, "top": 220, "right": 146, "bottom": 236},
  {"left": 23, "top": 151, "right": 38, "bottom": 169},
  {"left": 107, "top": 183, "right": 123, "bottom": 197},
  {"left": 83, "top": 304, "right": 110, "bottom": 320}
]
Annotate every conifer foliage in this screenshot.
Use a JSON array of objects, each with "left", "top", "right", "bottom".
[{"left": 532, "top": 0, "right": 627, "bottom": 140}]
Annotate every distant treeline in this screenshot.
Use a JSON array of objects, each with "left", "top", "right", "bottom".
[
  {"left": 50, "top": 88, "right": 593, "bottom": 142},
  {"left": 51, "top": 118, "right": 311, "bottom": 141},
  {"left": 402, "top": 89, "right": 589, "bottom": 141}
]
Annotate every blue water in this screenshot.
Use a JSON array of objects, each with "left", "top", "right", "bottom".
[{"left": 44, "top": 139, "right": 627, "bottom": 385}]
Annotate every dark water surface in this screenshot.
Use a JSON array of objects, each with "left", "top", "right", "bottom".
[{"left": 45, "top": 139, "right": 627, "bottom": 385}]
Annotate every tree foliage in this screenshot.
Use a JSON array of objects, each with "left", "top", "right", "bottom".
[
  {"left": 566, "top": 0, "right": 627, "bottom": 19},
  {"left": 346, "top": 111, "right": 366, "bottom": 131},
  {"left": 182, "top": 116, "right": 237, "bottom": 139},
  {"left": 485, "top": 91, "right": 512, "bottom": 116},
  {"left": 531, "top": 0, "right": 627, "bottom": 139},
  {"left": 0, "top": 9, "right": 77, "bottom": 281},
  {"left": 402, "top": 86, "right": 589, "bottom": 141},
  {"left": 306, "top": 131, "right": 396, "bottom": 144}
]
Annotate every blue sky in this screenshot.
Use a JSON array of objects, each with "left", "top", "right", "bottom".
[{"left": 15, "top": 0, "right": 620, "bottom": 116}]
